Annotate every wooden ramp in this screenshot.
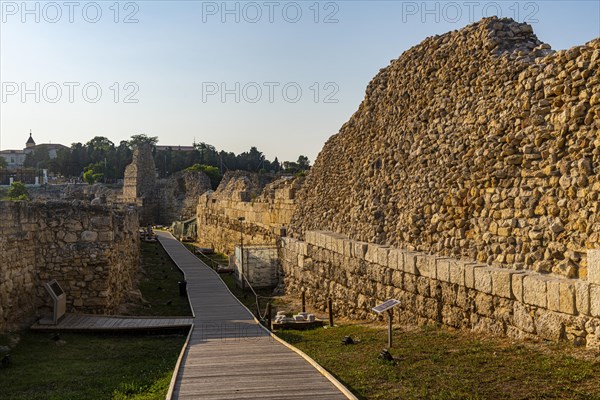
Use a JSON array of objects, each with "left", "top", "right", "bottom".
[
  {"left": 31, "top": 314, "right": 193, "bottom": 332},
  {"left": 157, "top": 232, "right": 353, "bottom": 400}
]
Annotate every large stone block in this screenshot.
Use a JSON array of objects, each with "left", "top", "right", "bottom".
[
  {"left": 490, "top": 268, "right": 522, "bottom": 299},
  {"left": 365, "top": 244, "right": 379, "bottom": 264},
  {"left": 388, "top": 249, "right": 400, "bottom": 270},
  {"left": 449, "top": 260, "right": 465, "bottom": 286},
  {"left": 591, "top": 284, "right": 600, "bottom": 317},
  {"left": 587, "top": 249, "right": 600, "bottom": 285},
  {"left": 522, "top": 275, "right": 548, "bottom": 308},
  {"left": 512, "top": 272, "right": 526, "bottom": 302},
  {"left": 403, "top": 252, "right": 418, "bottom": 275},
  {"left": 377, "top": 247, "right": 390, "bottom": 266},
  {"left": 575, "top": 281, "right": 590, "bottom": 315},
  {"left": 474, "top": 267, "right": 493, "bottom": 294},
  {"left": 464, "top": 263, "right": 484, "bottom": 289},
  {"left": 436, "top": 258, "right": 452, "bottom": 282},
  {"left": 354, "top": 242, "right": 368, "bottom": 259},
  {"left": 305, "top": 231, "right": 317, "bottom": 245},
  {"left": 342, "top": 239, "right": 354, "bottom": 257},
  {"left": 415, "top": 254, "right": 436, "bottom": 279}
]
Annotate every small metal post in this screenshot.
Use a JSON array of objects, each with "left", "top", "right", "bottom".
[
  {"left": 266, "top": 302, "right": 272, "bottom": 332},
  {"left": 301, "top": 290, "right": 306, "bottom": 313},
  {"left": 387, "top": 309, "right": 393, "bottom": 348},
  {"left": 328, "top": 298, "right": 334, "bottom": 327}
]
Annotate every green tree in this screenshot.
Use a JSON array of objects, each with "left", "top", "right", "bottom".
[
  {"left": 83, "top": 162, "right": 105, "bottom": 185},
  {"left": 297, "top": 155, "right": 310, "bottom": 170},
  {"left": 271, "top": 157, "right": 281, "bottom": 172},
  {"left": 7, "top": 181, "right": 29, "bottom": 200},
  {"left": 23, "top": 144, "right": 51, "bottom": 169},
  {"left": 129, "top": 134, "right": 158, "bottom": 149}
]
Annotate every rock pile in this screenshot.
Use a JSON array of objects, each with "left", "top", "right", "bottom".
[{"left": 291, "top": 17, "right": 600, "bottom": 279}]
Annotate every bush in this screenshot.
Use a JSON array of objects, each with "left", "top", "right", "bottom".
[{"left": 7, "top": 181, "right": 30, "bottom": 200}]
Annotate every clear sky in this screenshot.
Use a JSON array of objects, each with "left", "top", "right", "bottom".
[{"left": 1, "top": 1, "right": 599, "bottom": 162}]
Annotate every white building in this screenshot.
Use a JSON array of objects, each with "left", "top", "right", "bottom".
[{"left": 0, "top": 131, "right": 67, "bottom": 169}]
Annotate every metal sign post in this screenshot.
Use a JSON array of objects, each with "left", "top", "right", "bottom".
[{"left": 373, "top": 299, "right": 401, "bottom": 348}]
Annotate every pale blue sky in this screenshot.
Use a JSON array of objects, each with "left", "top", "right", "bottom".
[{"left": 1, "top": 1, "right": 599, "bottom": 162}]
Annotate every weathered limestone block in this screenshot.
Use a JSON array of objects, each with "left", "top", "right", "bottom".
[
  {"left": 415, "top": 254, "right": 436, "bottom": 279},
  {"left": 387, "top": 249, "right": 400, "bottom": 270},
  {"left": 354, "top": 242, "right": 368, "bottom": 259},
  {"left": 490, "top": 269, "right": 522, "bottom": 299},
  {"left": 403, "top": 252, "right": 418, "bottom": 275},
  {"left": 435, "top": 258, "right": 452, "bottom": 282},
  {"left": 523, "top": 275, "right": 549, "bottom": 308},
  {"left": 587, "top": 249, "right": 600, "bottom": 285},
  {"left": 474, "top": 267, "right": 493, "bottom": 294},
  {"left": 449, "top": 260, "right": 465, "bottom": 286},
  {"left": 547, "top": 278, "right": 576, "bottom": 315},
  {"left": 534, "top": 310, "right": 566, "bottom": 341},
  {"left": 365, "top": 244, "right": 379, "bottom": 264},
  {"left": 465, "top": 263, "right": 484, "bottom": 289},
  {"left": 575, "top": 281, "right": 590, "bottom": 315},
  {"left": 377, "top": 247, "right": 390, "bottom": 266},
  {"left": 512, "top": 272, "right": 527, "bottom": 302},
  {"left": 403, "top": 272, "right": 418, "bottom": 293},
  {"left": 513, "top": 302, "right": 536, "bottom": 333},
  {"left": 591, "top": 285, "right": 600, "bottom": 317}
]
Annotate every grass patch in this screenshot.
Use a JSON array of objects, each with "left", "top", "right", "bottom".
[
  {"left": 276, "top": 324, "right": 600, "bottom": 400},
  {"left": 0, "top": 241, "right": 190, "bottom": 399},
  {"left": 126, "top": 242, "right": 192, "bottom": 316},
  {"left": 0, "top": 332, "right": 184, "bottom": 400}
]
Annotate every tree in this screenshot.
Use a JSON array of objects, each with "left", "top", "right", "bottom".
[
  {"left": 23, "top": 144, "right": 51, "bottom": 169},
  {"left": 129, "top": 134, "right": 158, "bottom": 149},
  {"left": 7, "top": 181, "right": 29, "bottom": 200},
  {"left": 297, "top": 155, "right": 310, "bottom": 170},
  {"left": 83, "top": 162, "right": 105, "bottom": 185},
  {"left": 271, "top": 157, "right": 281, "bottom": 172}
]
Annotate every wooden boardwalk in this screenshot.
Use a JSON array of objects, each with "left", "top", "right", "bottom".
[
  {"left": 31, "top": 314, "right": 193, "bottom": 332},
  {"left": 157, "top": 232, "right": 353, "bottom": 400}
]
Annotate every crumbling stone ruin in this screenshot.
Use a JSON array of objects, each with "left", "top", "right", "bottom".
[
  {"left": 122, "top": 144, "right": 156, "bottom": 201},
  {"left": 121, "top": 144, "right": 157, "bottom": 225},
  {"left": 0, "top": 200, "right": 139, "bottom": 332},
  {"left": 196, "top": 172, "right": 302, "bottom": 254},
  {"left": 156, "top": 170, "right": 212, "bottom": 225},
  {"left": 121, "top": 145, "right": 213, "bottom": 225},
  {"left": 276, "top": 18, "right": 600, "bottom": 347}
]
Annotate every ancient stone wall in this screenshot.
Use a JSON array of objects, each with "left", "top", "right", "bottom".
[
  {"left": 0, "top": 200, "right": 139, "bottom": 332},
  {"left": 281, "top": 231, "right": 600, "bottom": 347},
  {"left": 155, "top": 170, "right": 212, "bottom": 225},
  {"left": 196, "top": 172, "right": 301, "bottom": 254},
  {"left": 291, "top": 17, "right": 600, "bottom": 280}
]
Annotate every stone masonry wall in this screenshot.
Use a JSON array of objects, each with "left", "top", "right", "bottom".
[
  {"left": 196, "top": 173, "right": 301, "bottom": 254},
  {"left": 291, "top": 17, "right": 600, "bottom": 280},
  {"left": 0, "top": 200, "right": 140, "bottom": 332},
  {"left": 281, "top": 231, "right": 600, "bottom": 348},
  {"left": 155, "top": 170, "right": 212, "bottom": 225}
]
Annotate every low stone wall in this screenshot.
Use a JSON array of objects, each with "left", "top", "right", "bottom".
[
  {"left": 196, "top": 174, "right": 301, "bottom": 254},
  {"left": 0, "top": 200, "right": 140, "bottom": 332},
  {"left": 281, "top": 230, "right": 600, "bottom": 348}
]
